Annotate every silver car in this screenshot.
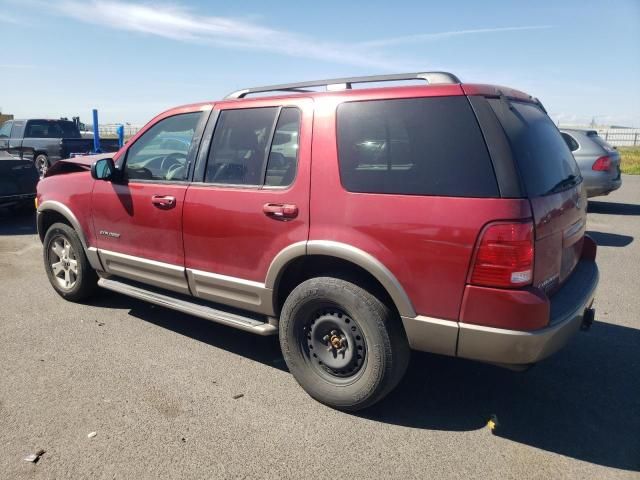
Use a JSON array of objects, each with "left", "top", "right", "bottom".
[{"left": 560, "top": 129, "right": 622, "bottom": 198}]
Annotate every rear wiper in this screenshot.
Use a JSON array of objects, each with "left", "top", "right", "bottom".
[{"left": 546, "top": 174, "right": 580, "bottom": 195}]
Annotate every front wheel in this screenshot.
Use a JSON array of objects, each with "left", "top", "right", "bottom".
[
  {"left": 43, "top": 223, "right": 97, "bottom": 301},
  {"left": 279, "top": 277, "right": 410, "bottom": 411}
]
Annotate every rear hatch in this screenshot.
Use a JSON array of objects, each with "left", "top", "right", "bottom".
[{"left": 487, "top": 98, "right": 587, "bottom": 295}]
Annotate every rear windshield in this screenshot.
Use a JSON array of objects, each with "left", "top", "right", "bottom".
[
  {"left": 587, "top": 132, "right": 616, "bottom": 153},
  {"left": 25, "top": 120, "right": 81, "bottom": 139},
  {"left": 337, "top": 96, "right": 498, "bottom": 197},
  {"left": 489, "top": 99, "right": 580, "bottom": 197}
]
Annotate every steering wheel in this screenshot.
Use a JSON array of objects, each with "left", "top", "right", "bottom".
[
  {"left": 166, "top": 161, "right": 187, "bottom": 181},
  {"left": 160, "top": 152, "right": 186, "bottom": 171}
]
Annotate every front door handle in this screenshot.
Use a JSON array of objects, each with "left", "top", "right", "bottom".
[
  {"left": 151, "top": 195, "right": 176, "bottom": 209},
  {"left": 263, "top": 203, "right": 298, "bottom": 220}
]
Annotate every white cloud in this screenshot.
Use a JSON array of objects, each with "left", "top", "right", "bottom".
[
  {"left": 45, "top": 0, "right": 405, "bottom": 70},
  {"left": 34, "top": 1, "right": 552, "bottom": 72},
  {"left": 358, "top": 25, "right": 553, "bottom": 48}
]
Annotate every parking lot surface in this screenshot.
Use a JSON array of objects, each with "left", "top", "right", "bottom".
[{"left": 1, "top": 177, "right": 639, "bottom": 479}]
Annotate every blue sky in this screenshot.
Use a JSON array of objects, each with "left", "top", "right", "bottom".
[{"left": 1, "top": 0, "right": 639, "bottom": 126}]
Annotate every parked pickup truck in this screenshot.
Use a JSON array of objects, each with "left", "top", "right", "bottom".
[{"left": 0, "top": 118, "right": 119, "bottom": 178}]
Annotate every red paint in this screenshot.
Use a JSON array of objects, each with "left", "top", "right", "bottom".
[
  {"left": 182, "top": 97, "right": 313, "bottom": 281},
  {"left": 92, "top": 181, "right": 188, "bottom": 265},
  {"left": 460, "top": 285, "right": 550, "bottom": 330}
]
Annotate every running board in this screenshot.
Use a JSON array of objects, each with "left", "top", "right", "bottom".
[{"left": 98, "top": 277, "right": 278, "bottom": 336}]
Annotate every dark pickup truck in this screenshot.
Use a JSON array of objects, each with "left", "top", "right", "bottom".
[{"left": 0, "top": 119, "right": 119, "bottom": 178}]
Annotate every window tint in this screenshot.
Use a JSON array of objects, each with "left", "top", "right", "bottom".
[
  {"left": 10, "top": 121, "right": 25, "bottom": 139},
  {"left": 489, "top": 100, "right": 580, "bottom": 197},
  {"left": 125, "top": 112, "right": 201, "bottom": 182},
  {"left": 561, "top": 132, "right": 579, "bottom": 152},
  {"left": 24, "top": 120, "right": 81, "bottom": 138},
  {"left": 205, "top": 107, "right": 278, "bottom": 185},
  {"left": 265, "top": 108, "right": 300, "bottom": 187},
  {"left": 337, "top": 97, "right": 498, "bottom": 197},
  {"left": 588, "top": 132, "right": 616, "bottom": 153},
  {"left": 0, "top": 121, "right": 12, "bottom": 138}
]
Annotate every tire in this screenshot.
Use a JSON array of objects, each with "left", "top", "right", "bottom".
[
  {"left": 279, "top": 277, "right": 410, "bottom": 411},
  {"left": 43, "top": 222, "right": 97, "bottom": 301},
  {"left": 35, "top": 154, "right": 49, "bottom": 179}
]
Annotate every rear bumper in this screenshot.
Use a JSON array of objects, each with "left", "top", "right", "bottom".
[
  {"left": 585, "top": 177, "right": 622, "bottom": 198},
  {"left": 456, "top": 260, "right": 598, "bottom": 365}
]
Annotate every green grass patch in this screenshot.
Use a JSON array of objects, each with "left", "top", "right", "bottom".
[{"left": 618, "top": 146, "right": 640, "bottom": 175}]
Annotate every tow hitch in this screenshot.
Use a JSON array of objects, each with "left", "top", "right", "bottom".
[{"left": 581, "top": 307, "right": 595, "bottom": 331}]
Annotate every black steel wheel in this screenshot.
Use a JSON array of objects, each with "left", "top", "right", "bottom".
[
  {"left": 280, "top": 277, "right": 410, "bottom": 411},
  {"left": 304, "top": 309, "right": 367, "bottom": 383}
]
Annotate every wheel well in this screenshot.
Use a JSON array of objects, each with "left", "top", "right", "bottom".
[
  {"left": 38, "top": 210, "right": 72, "bottom": 243},
  {"left": 274, "top": 255, "right": 398, "bottom": 317}
]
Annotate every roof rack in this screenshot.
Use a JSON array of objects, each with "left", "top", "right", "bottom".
[{"left": 224, "top": 71, "right": 461, "bottom": 99}]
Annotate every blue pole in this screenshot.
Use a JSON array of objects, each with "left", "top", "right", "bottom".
[
  {"left": 92, "top": 109, "right": 101, "bottom": 153},
  {"left": 116, "top": 125, "right": 124, "bottom": 148}
]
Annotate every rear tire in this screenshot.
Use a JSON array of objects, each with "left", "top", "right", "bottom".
[
  {"left": 35, "top": 154, "right": 49, "bottom": 179},
  {"left": 279, "top": 277, "right": 410, "bottom": 411},
  {"left": 43, "top": 223, "right": 97, "bottom": 301}
]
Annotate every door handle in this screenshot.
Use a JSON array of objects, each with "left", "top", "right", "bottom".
[
  {"left": 263, "top": 203, "right": 298, "bottom": 220},
  {"left": 151, "top": 195, "right": 176, "bottom": 208}
]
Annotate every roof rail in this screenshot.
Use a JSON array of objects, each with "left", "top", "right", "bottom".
[{"left": 224, "top": 71, "right": 461, "bottom": 99}]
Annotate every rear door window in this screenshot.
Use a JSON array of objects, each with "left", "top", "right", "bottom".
[
  {"left": 336, "top": 96, "right": 498, "bottom": 197},
  {"left": 489, "top": 99, "right": 580, "bottom": 197},
  {"left": 205, "top": 107, "right": 301, "bottom": 187}
]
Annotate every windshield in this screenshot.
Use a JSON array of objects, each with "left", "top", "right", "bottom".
[{"left": 489, "top": 99, "right": 581, "bottom": 197}]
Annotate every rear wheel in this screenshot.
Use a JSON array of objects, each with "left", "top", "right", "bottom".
[
  {"left": 43, "top": 223, "right": 97, "bottom": 301},
  {"left": 35, "top": 154, "right": 49, "bottom": 179},
  {"left": 279, "top": 277, "right": 410, "bottom": 411}
]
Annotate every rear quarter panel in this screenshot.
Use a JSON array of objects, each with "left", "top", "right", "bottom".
[{"left": 310, "top": 93, "right": 532, "bottom": 320}]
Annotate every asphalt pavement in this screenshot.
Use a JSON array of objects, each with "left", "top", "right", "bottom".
[{"left": 1, "top": 177, "right": 639, "bottom": 479}]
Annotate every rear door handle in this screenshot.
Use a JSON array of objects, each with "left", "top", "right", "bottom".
[
  {"left": 151, "top": 195, "right": 176, "bottom": 208},
  {"left": 263, "top": 203, "right": 298, "bottom": 220}
]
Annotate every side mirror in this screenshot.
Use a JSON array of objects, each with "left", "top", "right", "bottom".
[{"left": 91, "top": 157, "right": 116, "bottom": 181}]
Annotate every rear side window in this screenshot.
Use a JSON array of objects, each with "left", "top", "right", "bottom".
[
  {"left": 489, "top": 100, "right": 580, "bottom": 197},
  {"left": 336, "top": 97, "right": 498, "bottom": 197},
  {"left": 10, "top": 121, "right": 25, "bottom": 138},
  {"left": 561, "top": 132, "right": 579, "bottom": 152},
  {"left": 24, "top": 120, "right": 81, "bottom": 139}
]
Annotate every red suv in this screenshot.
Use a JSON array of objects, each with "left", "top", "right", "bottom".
[{"left": 36, "top": 72, "right": 599, "bottom": 411}]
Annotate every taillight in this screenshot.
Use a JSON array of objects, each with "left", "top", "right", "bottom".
[
  {"left": 470, "top": 221, "right": 534, "bottom": 288},
  {"left": 592, "top": 155, "right": 611, "bottom": 171}
]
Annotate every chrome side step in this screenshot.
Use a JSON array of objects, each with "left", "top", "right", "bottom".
[{"left": 98, "top": 277, "right": 278, "bottom": 336}]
